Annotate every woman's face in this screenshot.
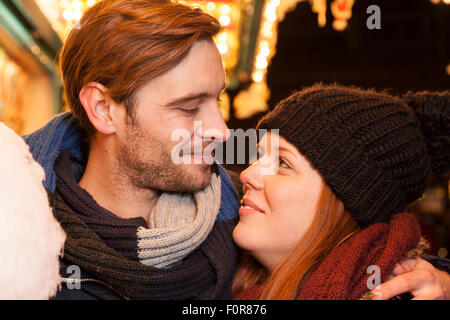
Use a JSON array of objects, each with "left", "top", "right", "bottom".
[{"left": 232, "top": 132, "right": 324, "bottom": 271}]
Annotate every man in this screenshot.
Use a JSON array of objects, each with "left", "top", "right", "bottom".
[
  {"left": 23, "top": 0, "right": 449, "bottom": 299},
  {"left": 25, "top": 0, "right": 238, "bottom": 300}
]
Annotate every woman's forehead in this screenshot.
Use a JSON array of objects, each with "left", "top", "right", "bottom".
[{"left": 258, "top": 132, "right": 296, "bottom": 154}]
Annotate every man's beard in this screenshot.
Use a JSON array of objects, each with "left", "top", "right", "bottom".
[{"left": 117, "top": 120, "right": 212, "bottom": 193}]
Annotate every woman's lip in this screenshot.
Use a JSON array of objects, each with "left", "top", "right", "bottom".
[
  {"left": 241, "top": 197, "right": 265, "bottom": 214},
  {"left": 239, "top": 205, "right": 264, "bottom": 216}
]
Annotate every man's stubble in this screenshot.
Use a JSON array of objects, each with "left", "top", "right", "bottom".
[{"left": 117, "top": 119, "right": 212, "bottom": 193}]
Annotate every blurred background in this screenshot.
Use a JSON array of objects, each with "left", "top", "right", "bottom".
[{"left": 0, "top": 0, "right": 448, "bottom": 258}]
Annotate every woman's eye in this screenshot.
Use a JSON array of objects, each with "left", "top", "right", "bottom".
[{"left": 279, "top": 158, "right": 291, "bottom": 169}]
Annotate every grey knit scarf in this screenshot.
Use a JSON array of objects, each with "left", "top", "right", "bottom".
[
  {"left": 52, "top": 150, "right": 238, "bottom": 299},
  {"left": 137, "top": 172, "right": 221, "bottom": 268}
]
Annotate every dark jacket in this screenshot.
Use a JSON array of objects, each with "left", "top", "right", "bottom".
[{"left": 55, "top": 260, "right": 126, "bottom": 300}]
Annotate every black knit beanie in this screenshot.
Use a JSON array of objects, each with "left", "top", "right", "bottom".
[{"left": 257, "top": 83, "right": 450, "bottom": 227}]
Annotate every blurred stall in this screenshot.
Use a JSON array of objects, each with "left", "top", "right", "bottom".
[
  {"left": 3, "top": 0, "right": 449, "bottom": 130},
  {"left": 0, "top": 0, "right": 62, "bottom": 135},
  {"left": 33, "top": 0, "right": 343, "bottom": 122}
]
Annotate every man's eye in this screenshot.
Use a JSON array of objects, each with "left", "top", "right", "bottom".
[{"left": 181, "top": 107, "right": 199, "bottom": 114}]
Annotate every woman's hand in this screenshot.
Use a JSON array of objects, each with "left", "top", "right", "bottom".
[{"left": 372, "top": 258, "right": 450, "bottom": 300}]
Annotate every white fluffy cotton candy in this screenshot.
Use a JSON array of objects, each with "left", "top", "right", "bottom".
[{"left": 0, "top": 122, "right": 66, "bottom": 299}]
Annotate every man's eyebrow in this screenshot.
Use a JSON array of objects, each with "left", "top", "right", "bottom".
[
  {"left": 163, "top": 83, "right": 227, "bottom": 108},
  {"left": 163, "top": 83, "right": 227, "bottom": 107},
  {"left": 162, "top": 93, "right": 209, "bottom": 108}
]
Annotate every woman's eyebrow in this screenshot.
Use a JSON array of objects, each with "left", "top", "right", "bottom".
[
  {"left": 278, "top": 145, "right": 296, "bottom": 158},
  {"left": 257, "top": 144, "right": 295, "bottom": 159}
]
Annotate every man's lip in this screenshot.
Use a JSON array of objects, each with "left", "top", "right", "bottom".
[
  {"left": 187, "top": 148, "right": 215, "bottom": 157},
  {"left": 185, "top": 151, "right": 215, "bottom": 165},
  {"left": 241, "top": 197, "right": 265, "bottom": 213}
]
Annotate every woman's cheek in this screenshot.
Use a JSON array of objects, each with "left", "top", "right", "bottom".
[
  {"left": 267, "top": 213, "right": 301, "bottom": 253},
  {"left": 267, "top": 193, "right": 315, "bottom": 251},
  {"left": 232, "top": 219, "right": 266, "bottom": 251}
]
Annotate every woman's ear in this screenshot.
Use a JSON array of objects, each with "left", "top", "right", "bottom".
[{"left": 79, "top": 82, "right": 118, "bottom": 135}]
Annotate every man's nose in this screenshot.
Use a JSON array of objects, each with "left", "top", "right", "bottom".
[{"left": 200, "top": 103, "right": 230, "bottom": 143}]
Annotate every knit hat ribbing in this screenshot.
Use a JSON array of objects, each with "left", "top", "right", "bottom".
[{"left": 257, "top": 83, "right": 449, "bottom": 227}]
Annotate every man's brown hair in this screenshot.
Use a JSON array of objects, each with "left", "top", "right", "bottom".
[{"left": 60, "top": 0, "right": 221, "bottom": 137}]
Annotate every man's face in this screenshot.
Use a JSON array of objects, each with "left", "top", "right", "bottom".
[{"left": 116, "top": 39, "right": 229, "bottom": 193}]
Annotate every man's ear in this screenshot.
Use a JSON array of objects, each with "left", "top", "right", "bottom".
[{"left": 79, "top": 82, "right": 119, "bottom": 135}]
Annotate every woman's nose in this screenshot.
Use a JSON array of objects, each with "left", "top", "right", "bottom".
[{"left": 240, "top": 162, "right": 264, "bottom": 191}]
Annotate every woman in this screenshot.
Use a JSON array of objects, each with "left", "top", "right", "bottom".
[{"left": 232, "top": 83, "right": 449, "bottom": 299}]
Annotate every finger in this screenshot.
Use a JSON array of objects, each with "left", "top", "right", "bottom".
[
  {"left": 411, "top": 288, "right": 445, "bottom": 300},
  {"left": 373, "top": 270, "right": 430, "bottom": 300},
  {"left": 392, "top": 258, "right": 420, "bottom": 275},
  {"left": 392, "top": 263, "right": 406, "bottom": 275},
  {"left": 412, "top": 294, "right": 437, "bottom": 300}
]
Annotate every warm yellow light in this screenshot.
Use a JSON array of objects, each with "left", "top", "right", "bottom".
[
  {"left": 217, "top": 31, "right": 228, "bottom": 42},
  {"left": 220, "top": 4, "right": 231, "bottom": 14},
  {"left": 39, "top": 55, "right": 49, "bottom": 65},
  {"left": 446, "top": 64, "right": 450, "bottom": 75},
  {"left": 438, "top": 247, "right": 448, "bottom": 258},
  {"left": 72, "top": 0, "right": 82, "bottom": 9},
  {"left": 333, "top": 19, "right": 347, "bottom": 31},
  {"left": 217, "top": 42, "right": 228, "bottom": 54},
  {"left": 73, "top": 9, "right": 83, "bottom": 20},
  {"left": 62, "top": 9, "right": 73, "bottom": 20},
  {"left": 260, "top": 46, "right": 270, "bottom": 57},
  {"left": 430, "top": 0, "right": 441, "bottom": 3},
  {"left": 255, "top": 55, "right": 268, "bottom": 70},
  {"left": 260, "top": 40, "right": 269, "bottom": 48},
  {"left": 261, "top": 22, "right": 273, "bottom": 38},
  {"left": 252, "top": 71, "right": 264, "bottom": 83},
  {"left": 30, "top": 45, "right": 41, "bottom": 55},
  {"left": 60, "top": 0, "right": 70, "bottom": 9},
  {"left": 270, "top": 0, "right": 281, "bottom": 6},
  {"left": 206, "top": 2, "right": 216, "bottom": 12},
  {"left": 443, "top": 0, "right": 450, "bottom": 4},
  {"left": 265, "top": 3, "right": 276, "bottom": 13},
  {"left": 265, "top": 9, "right": 277, "bottom": 23},
  {"left": 219, "top": 15, "right": 231, "bottom": 26}
]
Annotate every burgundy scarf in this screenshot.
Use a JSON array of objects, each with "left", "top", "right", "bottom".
[{"left": 236, "top": 212, "right": 421, "bottom": 300}]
